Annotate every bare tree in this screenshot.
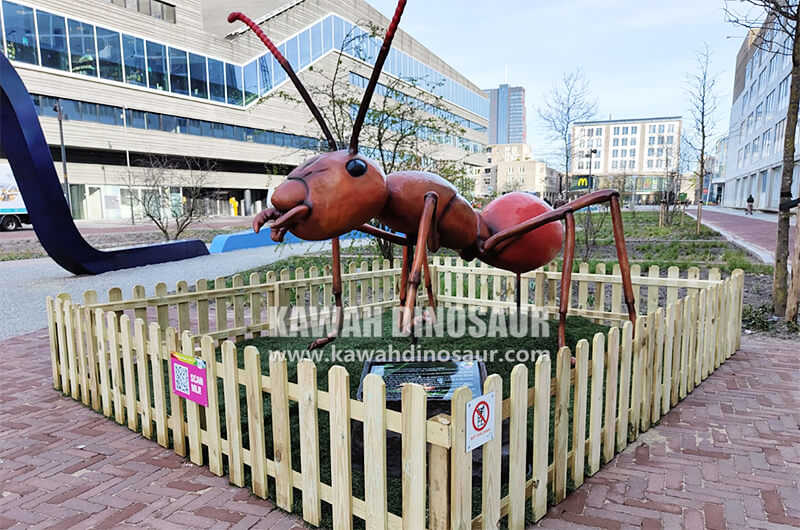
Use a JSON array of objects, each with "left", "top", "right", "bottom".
[
  {"left": 125, "top": 155, "right": 214, "bottom": 241},
  {"left": 685, "top": 43, "right": 719, "bottom": 236},
  {"left": 270, "top": 22, "right": 472, "bottom": 259},
  {"left": 538, "top": 69, "right": 598, "bottom": 202},
  {"left": 726, "top": 1, "right": 800, "bottom": 318}
]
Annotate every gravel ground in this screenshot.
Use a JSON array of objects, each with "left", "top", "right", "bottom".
[{"left": 0, "top": 239, "right": 368, "bottom": 341}]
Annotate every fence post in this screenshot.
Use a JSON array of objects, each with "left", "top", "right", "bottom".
[
  {"left": 450, "top": 386, "right": 472, "bottom": 530},
  {"left": 364, "top": 373, "right": 388, "bottom": 530},
  {"left": 428, "top": 416, "right": 450, "bottom": 530},
  {"left": 508, "top": 364, "right": 528, "bottom": 528}
]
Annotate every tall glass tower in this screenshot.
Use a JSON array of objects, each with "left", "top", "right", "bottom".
[{"left": 485, "top": 84, "right": 526, "bottom": 144}]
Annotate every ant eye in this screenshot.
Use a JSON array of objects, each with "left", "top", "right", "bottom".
[{"left": 346, "top": 159, "right": 368, "bottom": 177}]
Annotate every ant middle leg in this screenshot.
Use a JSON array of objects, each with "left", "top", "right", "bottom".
[{"left": 400, "top": 192, "right": 439, "bottom": 334}]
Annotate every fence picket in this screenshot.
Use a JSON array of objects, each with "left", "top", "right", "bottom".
[
  {"left": 182, "top": 331, "right": 202, "bottom": 465},
  {"left": 603, "top": 327, "right": 619, "bottom": 463},
  {"left": 651, "top": 308, "right": 665, "bottom": 423},
  {"left": 134, "top": 319, "right": 153, "bottom": 439},
  {"left": 133, "top": 285, "right": 147, "bottom": 325},
  {"left": 270, "top": 352, "right": 293, "bottom": 510},
  {"left": 640, "top": 312, "right": 655, "bottom": 432},
  {"left": 572, "top": 340, "right": 589, "bottom": 486},
  {"left": 55, "top": 298, "right": 70, "bottom": 392},
  {"left": 251, "top": 273, "right": 263, "bottom": 338},
  {"left": 595, "top": 262, "right": 606, "bottom": 321},
  {"left": 107, "top": 312, "right": 124, "bottom": 425},
  {"left": 196, "top": 279, "right": 209, "bottom": 335},
  {"left": 532, "top": 355, "right": 551, "bottom": 522},
  {"left": 671, "top": 299, "right": 684, "bottom": 406},
  {"left": 149, "top": 322, "right": 168, "bottom": 447},
  {"left": 647, "top": 266, "right": 660, "bottom": 314},
  {"left": 166, "top": 328, "right": 186, "bottom": 457},
  {"left": 662, "top": 304, "right": 675, "bottom": 414},
  {"left": 244, "top": 346, "right": 268, "bottom": 498},
  {"left": 588, "top": 333, "right": 605, "bottom": 475},
  {"left": 329, "top": 366, "right": 353, "bottom": 530},
  {"left": 578, "top": 262, "right": 589, "bottom": 310},
  {"left": 96, "top": 309, "right": 111, "bottom": 417},
  {"left": 450, "top": 386, "right": 472, "bottom": 529},
  {"left": 215, "top": 277, "right": 228, "bottom": 334},
  {"left": 176, "top": 281, "right": 190, "bottom": 334},
  {"left": 298, "top": 360, "right": 321, "bottom": 525},
  {"left": 75, "top": 308, "right": 90, "bottom": 406},
  {"left": 667, "top": 267, "right": 679, "bottom": 308},
  {"left": 120, "top": 316, "right": 138, "bottom": 432},
  {"left": 695, "top": 290, "right": 706, "bottom": 387},
  {"left": 64, "top": 302, "right": 80, "bottom": 399},
  {"left": 553, "top": 346, "right": 571, "bottom": 503},
  {"left": 508, "top": 365, "right": 528, "bottom": 528},
  {"left": 481, "top": 375, "right": 502, "bottom": 530},
  {"left": 202, "top": 336, "right": 222, "bottom": 476},
  {"left": 630, "top": 317, "right": 646, "bottom": 440},
  {"left": 402, "top": 383, "right": 427, "bottom": 530},
  {"left": 611, "top": 264, "right": 622, "bottom": 316},
  {"left": 617, "top": 322, "right": 633, "bottom": 451},
  {"left": 363, "top": 374, "right": 387, "bottom": 530},
  {"left": 46, "top": 297, "right": 60, "bottom": 390},
  {"left": 222, "top": 341, "right": 244, "bottom": 486},
  {"left": 234, "top": 275, "right": 245, "bottom": 342}
]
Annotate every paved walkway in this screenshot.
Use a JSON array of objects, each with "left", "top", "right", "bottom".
[
  {"left": 687, "top": 206, "right": 796, "bottom": 264},
  {"left": 538, "top": 334, "right": 800, "bottom": 529},
  {"left": 0, "top": 238, "right": 367, "bottom": 341},
  {"left": 0, "top": 328, "right": 306, "bottom": 530}
]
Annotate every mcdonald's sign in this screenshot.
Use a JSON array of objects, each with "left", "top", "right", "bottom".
[{"left": 570, "top": 175, "right": 594, "bottom": 191}]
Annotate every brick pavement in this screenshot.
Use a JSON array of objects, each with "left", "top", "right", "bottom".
[
  {"left": 0, "top": 329, "right": 306, "bottom": 529},
  {"left": 3, "top": 328, "right": 799, "bottom": 529},
  {"left": 538, "top": 334, "right": 800, "bottom": 530},
  {"left": 689, "top": 207, "right": 796, "bottom": 264}
]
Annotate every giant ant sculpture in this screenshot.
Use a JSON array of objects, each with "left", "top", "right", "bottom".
[{"left": 228, "top": 1, "right": 637, "bottom": 351}]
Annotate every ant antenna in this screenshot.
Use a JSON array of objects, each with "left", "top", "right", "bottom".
[
  {"left": 228, "top": 12, "right": 338, "bottom": 151},
  {"left": 349, "top": 0, "right": 407, "bottom": 155}
]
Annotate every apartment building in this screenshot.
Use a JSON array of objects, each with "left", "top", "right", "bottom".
[
  {"left": 1, "top": 0, "right": 488, "bottom": 220},
  {"left": 571, "top": 116, "right": 682, "bottom": 204},
  {"left": 484, "top": 84, "right": 526, "bottom": 145},
  {"left": 723, "top": 22, "right": 799, "bottom": 211},
  {"left": 473, "top": 143, "right": 559, "bottom": 203}
]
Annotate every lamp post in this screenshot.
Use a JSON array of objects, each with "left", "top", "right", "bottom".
[
  {"left": 586, "top": 148, "right": 597, "bottom": 195},
  {"left": 53, "top": 99, "right": 72, "bottom": 213}
]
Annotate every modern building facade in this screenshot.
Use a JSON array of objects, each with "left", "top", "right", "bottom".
[
  {"left": 708, "top": 135, "right": 728, "bottom": 204},
  {"left": 484, "top": 84, "right": 526, "bottom": 145},
  {"left": 473, "top": 143, "right": 559, "bottom": 203},
  {"left": 1, "top": 0, "right": 489, "bottom": 220},
  {"left": 723, "top": 23, "right": 799, "bottom": 211},
  {"left": 571, "top": 116, "right": 683, "bottom": 204}
]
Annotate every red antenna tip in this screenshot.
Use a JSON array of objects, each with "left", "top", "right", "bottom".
[{"left": 227, "top": 12, "right": 241, "bottom": 23}]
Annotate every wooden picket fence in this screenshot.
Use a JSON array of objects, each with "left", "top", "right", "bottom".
[{"left": 46, "top": 259, "right": 744, "bottom": 530}]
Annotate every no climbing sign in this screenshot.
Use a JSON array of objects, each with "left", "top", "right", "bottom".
[{"left": 465, "top": 392, "right": 495, "bottom": 452}]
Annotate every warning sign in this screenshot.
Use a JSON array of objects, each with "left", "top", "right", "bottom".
[{"left": 465, "top": 392, "right": 495, "bottom": 452}]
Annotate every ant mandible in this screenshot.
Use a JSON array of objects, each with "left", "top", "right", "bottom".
[{"left": 228, "top": 1, "right": 637, "bottom": 351}]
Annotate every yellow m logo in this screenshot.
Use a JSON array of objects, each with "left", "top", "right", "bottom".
[{"left": 577, "top": 177, "right": 589, "bottom": 187}]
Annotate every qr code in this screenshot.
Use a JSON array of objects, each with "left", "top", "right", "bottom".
[{"left": 174, "top": 363, "right": 190, "bottom": 394}]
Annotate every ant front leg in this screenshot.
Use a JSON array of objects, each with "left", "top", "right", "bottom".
[
  {"left": 400, "top": 192, "right": 439, "bottom": 334},
  {"left": 309, "top": 237, "right": 344, "bottom": 350}
]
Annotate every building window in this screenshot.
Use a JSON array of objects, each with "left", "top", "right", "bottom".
[
  {"left": 658, "top": 124, "right": 665, "bottom": 133},
  {"left": 225, "top": 62, "right": 243, "bottom": 106},
  {"left": 648, "top": 136, "right": 655, "bottom": 145},
  {"left": 244, "top": 60, "right": 258, "bottom": 105},
  {"left": 125, "top": 109, "right": 146, "bottom": 128},
  {"left": 612, "top": 149, "right": 619, "bottom": 158},
  {"left": 37, "top": 10, "right": 68, "bottom": 71},
  {"left": 258, "top": 55, "right": 272, "bottom": 95},
  {"left": 189, "top": 53, "right": 208, "bottom": 99},
  {"left": 168, "top": 47, "right": 189, "bottom": 95},
  {"left": 613, "top": 126, "right": 620, "bottom": 135},
  {"left": 97, "top": 27, "right": 123, "bottom": 82},
  {"left": 122, "top": 34, "right": 146, "bottom": 86},
  {"left": 621, "top": 138, "right": 628, "bottom": 146},
  {"left": 666, "top": 136, "right": 673, "bottom": 145},
  {"left": 612, "top": 138, "right": 619, "bottom": 146},
  {"left": 647, "top": 160, "right": 654, "bottom": 168},
  {"left": 146, "top": 41, "right": 169, "bottom": 91},
  {"left": 658, "top": 135, "right": 665, "bottom": 145},
  {"left": 648, "top": 148, "right": 654, "bottom": 156},
  {"left": 630, "top": 160, "right": 636, "bottom": 169},
  {"left": 667, "top": 124, "right": 675, "bottom": 133},
  {"left": 3, "top": 1, "right": 37, "bottom": 64},
  {"left": 596, "top": 128, "right": 602, "bottom": 136},
  {"left": 622, "top": 126, "right": 629, "bottom": 134},
  {"left": 649, "top": 125, "right": 656, "bottom": 133},
  {"left": 630, "top": 137, "right": 636, "bottom": 146},
  {"left": 612, "top": 161, "right": 618, "bottom": 169},
  {"left": 208, "top": 58, "right": 226, "bottom": 103},
  {"left": 630, "top": 149, "right": 636, "bottom": 158},
  {"left": 631, "top": 126, "right": 637, "bottom": 134},
  {"left": 68, "top": 19, "right": 97, "bottom": 77}
]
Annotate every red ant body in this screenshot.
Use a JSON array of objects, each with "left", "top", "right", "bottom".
[{"left": 229, "top": 2, "right": 637, "bottom": 350}]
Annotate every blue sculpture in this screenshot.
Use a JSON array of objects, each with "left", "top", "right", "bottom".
[{"left": 0, "top": 54, "right": 209, "bottom": 275}]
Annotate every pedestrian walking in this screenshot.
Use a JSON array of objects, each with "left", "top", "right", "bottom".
[{"left": 746, "top": 194, "right": 755, "bottom": 215}]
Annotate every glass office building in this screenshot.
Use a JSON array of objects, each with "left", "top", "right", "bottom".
[{"left": 1, "top": 0, "right": 489, "bottom": 220}]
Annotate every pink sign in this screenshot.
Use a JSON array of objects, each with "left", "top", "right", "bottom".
[{"left": 170, "top": 351, "right": 209, "bottom": 407}]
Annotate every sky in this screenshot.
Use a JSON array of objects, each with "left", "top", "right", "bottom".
[{"left": 366, "top": 0, "right": 750, "bottom": 166}]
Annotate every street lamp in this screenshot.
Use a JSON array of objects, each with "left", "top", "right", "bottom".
[
  {"left": 586, "top": 148, "right": 597, "bottom": 194},
  {"left": 52, "top": 99, "right": 72, "bottom": 213}
]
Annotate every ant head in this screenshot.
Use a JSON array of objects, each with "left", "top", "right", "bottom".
[{"left": 268, "top": 150, "right": 388, "bottom": 241}]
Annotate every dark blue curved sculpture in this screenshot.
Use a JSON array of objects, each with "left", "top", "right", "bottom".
[{"left": 0, "top": 54, "right": 209, "bottom": 275}]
